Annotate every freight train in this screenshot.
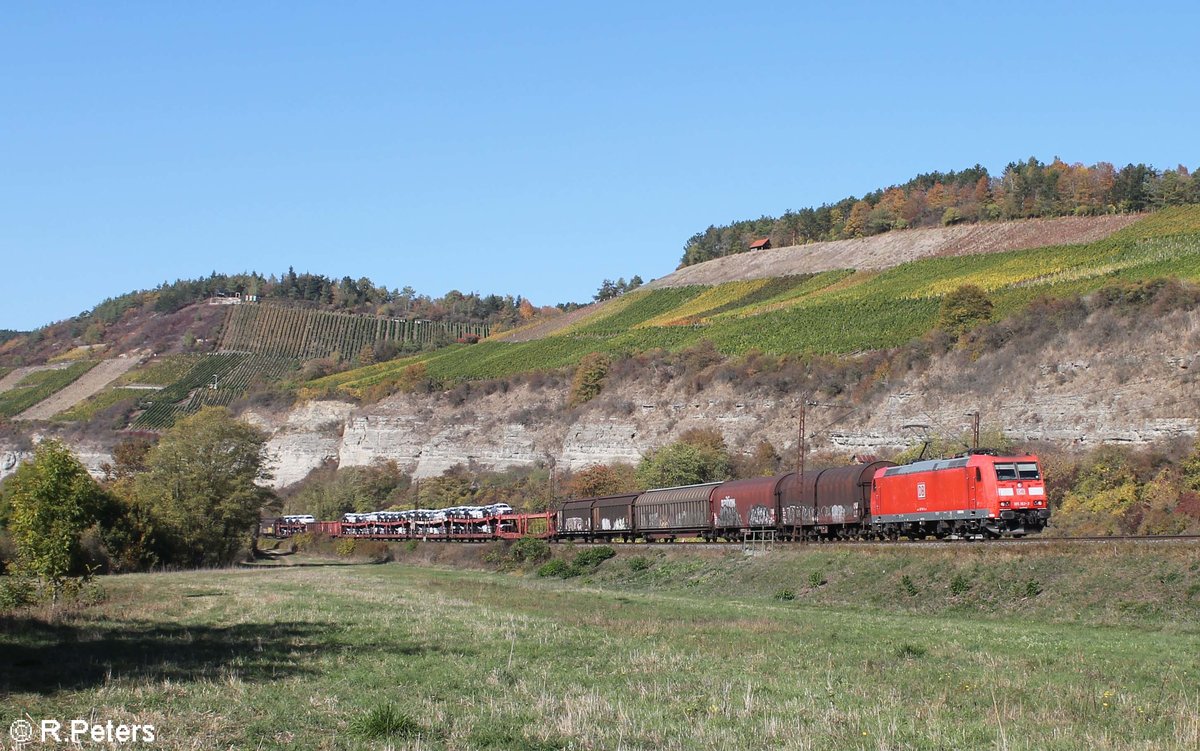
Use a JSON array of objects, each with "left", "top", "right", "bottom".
[{"left": 262, "top": 451, "right": 1049, "bottom": 543}]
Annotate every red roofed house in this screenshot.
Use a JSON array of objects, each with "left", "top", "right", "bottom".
[{"left": 749, "top": 237, "right": 772, "bottom": 250}]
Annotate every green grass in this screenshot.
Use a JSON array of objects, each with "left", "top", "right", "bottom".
[
  {"left": 0, "top": 360, "right": 98, "bottom": 417},
  {"left": 3, "top": 544, "right": 1197, "bottom": 750}
]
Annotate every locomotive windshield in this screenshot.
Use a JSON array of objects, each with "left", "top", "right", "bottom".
[
  {"left": 994, "top": 463, "right": 1018, "bottom": 481},
  {"left": 995, "top": 462, "right": 1041, "bottom": 481}
]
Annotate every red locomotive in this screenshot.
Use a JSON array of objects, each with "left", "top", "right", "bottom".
[{"left": 871, "top": 452, "right": 1049, "bottom": 538}]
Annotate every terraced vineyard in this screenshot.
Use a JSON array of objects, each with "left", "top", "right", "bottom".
[
  {"left": 54, "top": 387, "right": 147, "bottom": 422},
  {"left": 0, "top": 361, "right": 98, "bottom": 418},
  {"left": 131, "top": 354, "right": 297, "bottom": 429},
  {"left": 309, "top": 207, "right": 1200, "bottom": 395},
  {"left": 116, "top": 304, "right": 486, "bottom": 428},
  {"left": 116, "top": 354, "right": 203, "bottom": 386},
  {"left": 219, "top": 304, "right": 488, "bottom": 359}
]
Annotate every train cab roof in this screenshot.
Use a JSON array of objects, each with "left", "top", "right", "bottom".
[{"left": 880, "top": 453, "right": 1040, "bottom": 477}]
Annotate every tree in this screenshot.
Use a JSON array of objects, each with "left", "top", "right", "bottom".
[
  {"left": 285, "top": 460, "right": 409, "bottom": 520},
  {"left": 134, "top": 407, "right": 272, "bottom": 567},
  {"left": 636, "top": 436, "right": 732, "bottom": 489},
  {"left": 569, "top": 352, "right": 611, "bottom": 406},
  {"left": 594, "top": 279, "right": 620, "bottom": 302},
  {"left": 6, "top": 440, "right": 105, "bottom": 595},
  {"left": 842, "top": 200, "right": 871, "bottom": 238},
  {"left": 565, "top": 464, "right": 639, "bottom": 498},
  {"left": 937, "top": 285, "right": 993, "bottom": 336},
  {"left": 734, "top": 440, "right": 782, "bottom": 479}
]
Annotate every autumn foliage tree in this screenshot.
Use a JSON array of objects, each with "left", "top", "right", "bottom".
[
  {"left": 937, "top": 285, "right": 994, "bottom": 336},
  {"left": 569, "top": 352, "right": 611, "bottom": 406},
  {"left": 565, "top": 464, "right": 639, "bottom": 498}
]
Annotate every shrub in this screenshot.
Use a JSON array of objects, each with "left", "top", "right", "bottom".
[
  {"left": 1024, "top": 578, "right": 1043, "bottom": 598},
  {"left": 808, "top": 571, "right": 826, "bottom": 588},
  {"left": 537, "top": 559, "right": 574, "bottom": 578},
  {"left": 950, "top": 572, "right": 971, "bottom": 596},
  {"left": 774, "top": 588, "right": 796, "bottom": 601},
  {"left": 937, "top": 284, "right": 993, "bottom": 336},
  {"left": 335, "top": 538, "right": 357, "bottom": 557},
  {"left": 510, "top": 537, "right": 552, "bottom": 565},
  {"left": 0, "top": 574, "right": 36, "bottom": 608},
  {"left": 627, "top": 555, "right": 651, "bottom": 572},
  {"left": 900, "top": 575, "right": 919, "bottom": 597},
  {"left": 573, "top": 546, "right": 616, "bottom": 569}
]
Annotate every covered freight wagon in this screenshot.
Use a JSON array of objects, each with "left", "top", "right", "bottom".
[
  {"left": 556, "top": 493, "right": 639, "bottom": 541},
  {"left": 634, "top": 482, "right": 721, "bottom": 540},
  {"left": 710, "top": 474, "right": 789, "bottom": 538},
  {"left": 778, "top": 461, "right": 895, "bottom": 540}
]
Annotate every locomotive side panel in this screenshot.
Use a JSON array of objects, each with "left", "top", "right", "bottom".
[{"left": 873, "top": 463, "right": 976, "bottom": 521}]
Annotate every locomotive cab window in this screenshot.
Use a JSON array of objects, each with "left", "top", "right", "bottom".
[
  {"left": 1017, "top": 462, "right": 1041, "bottom": 480},
  {"left": 994, "top": 463, "right": 1018, "bottom": 481}
]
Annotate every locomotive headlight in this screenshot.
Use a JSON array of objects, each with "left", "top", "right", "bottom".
[{"left": 999, "top": 501, "right": 1011, "bottom": 508}]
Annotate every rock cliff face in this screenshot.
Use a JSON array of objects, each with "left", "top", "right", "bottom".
[{"left": 4, "top": 305, "right": 1198, "bottom": 488}]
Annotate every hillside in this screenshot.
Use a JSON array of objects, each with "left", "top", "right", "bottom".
[
  {"left": 308, "top": 207, "right": 1200, "bottom": 394},
  {"left": 678, "top": 158, "right": 1196, "bottom": 267},
  {"left": 652, "top": 213, "right": 1139, "bottom": 288},
  {"left": 3, "top": 207, "right": 1200, "bottom": 504}
]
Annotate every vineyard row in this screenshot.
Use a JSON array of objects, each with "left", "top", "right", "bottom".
[
  {"left": 217, "top": 304, "right": 489, "bottom": 360},
  {"left": 131, "top": 354, "right": 296, "bottom": 429}
]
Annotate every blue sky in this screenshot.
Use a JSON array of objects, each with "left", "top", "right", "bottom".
[{"left": 2, "top": 1, "right": 1197, "bottom": 330}]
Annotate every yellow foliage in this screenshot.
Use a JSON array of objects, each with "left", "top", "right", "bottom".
[
  {"left": 637, "top": 280, "right": 772, "bottom": 328},
  {"left": 49, "top": 345, "right": 106, "bottom": 363},
  {"left": 1060, "top": 480, "right": 1139, "bottom": 515}
]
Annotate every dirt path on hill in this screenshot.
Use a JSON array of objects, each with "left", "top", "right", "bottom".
[
  {"left": 15, "top": 355, "right": 144, "bottom": 420},
  {"left": 645, "top": 214, "right": 1141, "bottom": 289},
  {"left": 0, "top": 366, "right": 44, "bottom": 394}
]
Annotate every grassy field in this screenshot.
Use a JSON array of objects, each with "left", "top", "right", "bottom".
[
  {"left": 308, "top": 206, "right": 1200, "bottom": 394},
  {"left": 3, "top": 543, "right": 1198, "bottom": 750}
]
